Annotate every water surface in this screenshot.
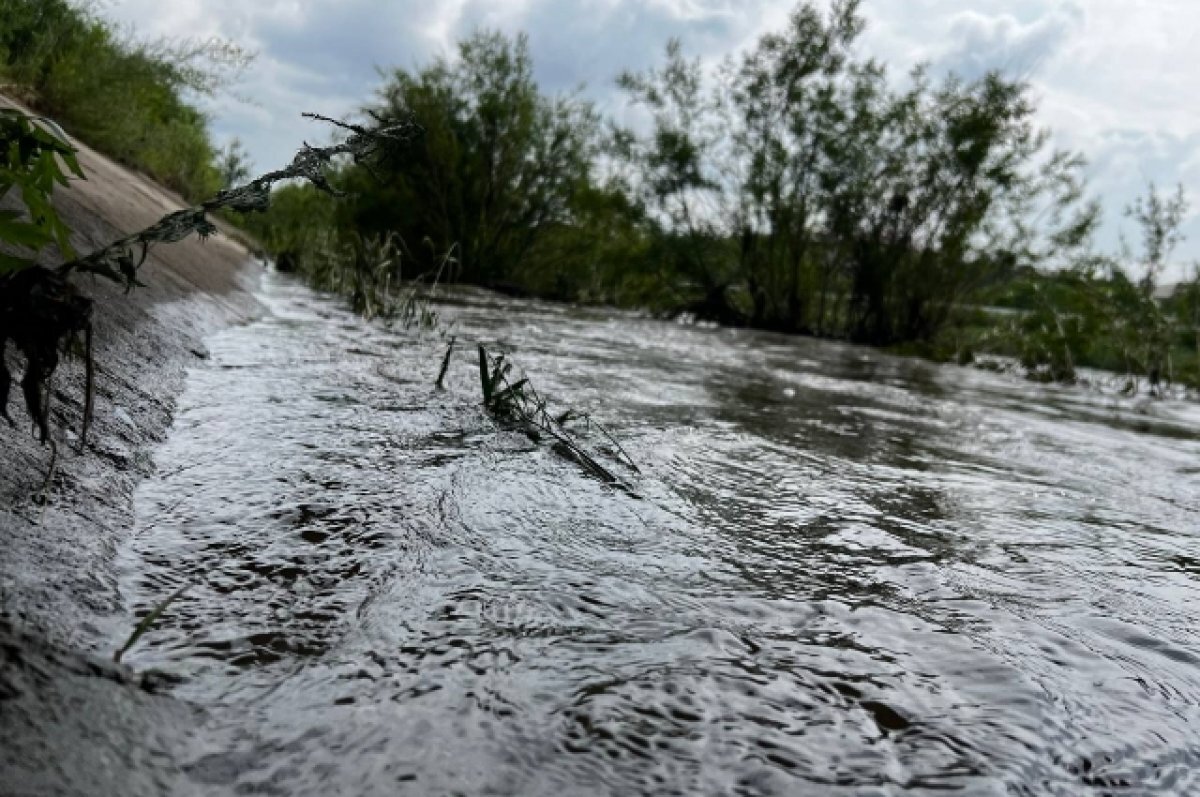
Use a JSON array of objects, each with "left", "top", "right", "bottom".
[{"left": 119, "top": 271, "right": 1200, "bottom": 795}]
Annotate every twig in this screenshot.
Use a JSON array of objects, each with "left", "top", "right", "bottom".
[{"left": 34, "top": 440, "right": 58, "bottom": 521}]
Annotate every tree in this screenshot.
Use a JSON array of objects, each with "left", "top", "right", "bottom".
[
  {"left": 1113, "top": 183, "right": 1191, "bottom": 391},
  {"left": 614, "top": 38, "right": 738, "bottom": 321},
  {"left": 356, "top": 30, "right": 598, "bottom": 285},
  {"left": 1126, "top": 182, "right": 1188, "bottom": 294},
  {"left": 615, "top": 0, "right": 1097, "bottom": 343},
  {"left": 826, "top": 69, "right": 1097, "bottom": 345},
  {"left": 725, "top": 0, "right": 864, "bottom": 332}
]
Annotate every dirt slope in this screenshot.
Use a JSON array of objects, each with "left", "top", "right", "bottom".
[{"left": 1, "top": 96, "right": 263, "bottom": 796}]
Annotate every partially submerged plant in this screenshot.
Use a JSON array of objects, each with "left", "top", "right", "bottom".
[
  {"left": 476, "top": 344, "right": 639, "bottom": 488},
  {"left": 342, "top": 232, "right": 402, "bottom": 321},
  {"left": 393, "top": 241, "right": 458, "bottom": 331},
  {"left": 435, "top": 336, "right": 456, "bottom": 389}
]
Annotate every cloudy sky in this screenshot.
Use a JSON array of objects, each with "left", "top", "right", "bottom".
[{"left": 101, "top": 0, "right": 1200, "bottom": 275}]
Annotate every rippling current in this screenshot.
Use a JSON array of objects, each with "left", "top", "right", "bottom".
[{"left": 117, "top": 270, "right": 1200, "bottom": 795}]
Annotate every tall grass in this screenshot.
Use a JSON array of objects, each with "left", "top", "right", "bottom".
[{"left": 291, "top": 231, "right": 454, "bottom": 327}]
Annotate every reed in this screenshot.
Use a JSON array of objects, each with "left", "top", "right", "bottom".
[
  {"left": 394, "top": 243, "right": 457, "bottom": 331},
  {"left": 435, "top": 336, "right": 456, "bottom": 389}
]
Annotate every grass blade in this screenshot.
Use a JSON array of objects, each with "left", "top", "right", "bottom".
[
  {"left": 435, "top": 336, "right": 456, "bottom": 389},
  {"left": 478, "top": 344, "right": 492, "bottom": 403},
  {"left": 113, "top": 584, "right": 190, "bottom": 664}
]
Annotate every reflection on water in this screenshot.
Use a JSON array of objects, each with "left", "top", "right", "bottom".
[{"left": 118, "top": 271, "right": 1200, "bottom": 795}]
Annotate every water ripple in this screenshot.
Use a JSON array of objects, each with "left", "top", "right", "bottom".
[{"left": 116, "top": 274, "right": 1200, "bottom": 795}]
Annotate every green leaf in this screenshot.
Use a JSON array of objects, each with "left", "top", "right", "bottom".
[
  {"left": 113, "top": 585, "right": 190, "bottom": 664},
  {"left": 0, "top": 252, "right": 37, "bottom": 276},
  {"left": 0, "top": 110, "right": 85, "bottom": 262},
  {"left": 0, "top": 214, "right": 54, "bottom": 248}
]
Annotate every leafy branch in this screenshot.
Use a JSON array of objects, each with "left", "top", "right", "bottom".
[
  {"left": 58, "top": 112, "right": 418, "bottom": 289},
  {"left": 0, "top": 110, "right": 85, "bottom": 274}
]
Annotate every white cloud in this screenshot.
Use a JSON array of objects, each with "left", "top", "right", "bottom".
[{"left": 940, "top": 4, "right": 1083, "bottom": 79}]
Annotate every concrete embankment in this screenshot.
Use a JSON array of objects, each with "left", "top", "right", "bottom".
[{"left": 1, "top": 97, "right": 262, "bottom": 795}]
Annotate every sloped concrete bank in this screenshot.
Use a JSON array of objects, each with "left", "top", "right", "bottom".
[{"left": 1, "top": 99, "right": 263, "bottom": 796}]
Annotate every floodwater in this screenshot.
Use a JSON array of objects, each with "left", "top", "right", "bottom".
[{"left": 117, "top": 270, "right": 1200, "bottom": 795}]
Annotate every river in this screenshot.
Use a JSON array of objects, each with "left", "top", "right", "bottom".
[{"left": 116, "top": 269, "right": 1200, "bottom": 795}]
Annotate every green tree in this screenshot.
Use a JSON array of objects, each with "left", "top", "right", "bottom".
[
  {"left": 725, "top": 0, "right": 864, "bottom": 332},
  {"left": 1114, "top": 183, "right": 1190, "bottom": 390},
  {"left": 615, "top": 39, "right": 740, "bottom": 322},
  {"left": 616, "top": 0, "right": 1097, "bottom": 342},
  {"left": 1, "top": 0, "right": 250, "bottom": 201},
  {"left": 826, "top": 69, "right": 1096, "bottom": 345},
  {"left": 355, "top": 30, "right": 598, "bottom": 285},
  {"left": 1167, "top": 267, "right": 1200, "bottom": 380},
  {"left": 1127, "top": 182, "right": 1188, "bottom": 294},
  {"left": 984, "top": 184, "right": 1192, "bottom": 391},
  {"left": 216, "top": 137, "right": 253, "bottom": 189}
]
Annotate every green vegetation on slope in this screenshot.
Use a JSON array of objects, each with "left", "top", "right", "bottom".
[{"left": 0, "top": 0, "right": 249, "bottom": 201}]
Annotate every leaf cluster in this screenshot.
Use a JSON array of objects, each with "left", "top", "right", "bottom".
[{"left": 0, "top": 109, "right": 84, "bottom": 274}]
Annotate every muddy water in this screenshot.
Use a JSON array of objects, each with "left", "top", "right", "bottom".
[{"left": 117, "top": 271, "right": 1200, "bottom": 795}]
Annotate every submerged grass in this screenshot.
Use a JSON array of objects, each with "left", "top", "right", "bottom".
[
  {"left": 308, "top": 227, "right": 641, "bottom": 487},
  {"left": 298, "top": 219, "right": 640, "bottom": 487},
  {"left": 395, "top": 243, "right": 457, "bottom": 331},
  {"left": 296, "top": 234, "right": 456, "bottom": 331},
  {"left": 476, "top": 344, "right": 639, "bottom": 489}
]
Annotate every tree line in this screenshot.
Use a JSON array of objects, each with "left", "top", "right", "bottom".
[
  {"left": 3, "top": 0, "right": 1197, "bottom": 391},
  {"left": 238, "top": 1, "right": 1197, "bottom": 390}
]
